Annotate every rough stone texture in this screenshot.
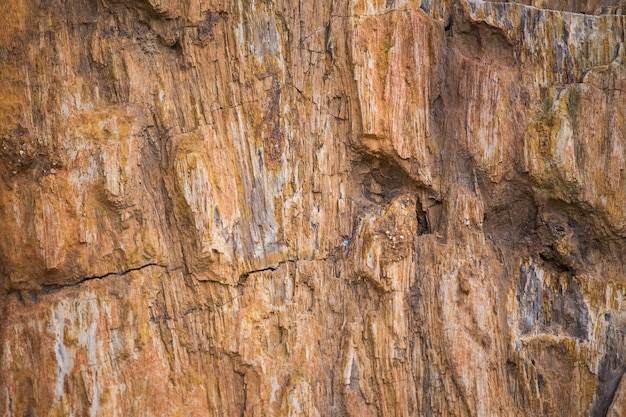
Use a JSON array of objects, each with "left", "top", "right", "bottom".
[{"left": 0, "top": 0, "right": 625, "bottom": 415}]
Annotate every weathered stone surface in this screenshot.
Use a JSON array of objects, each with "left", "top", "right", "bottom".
[{"left": 0, "top": 0, "right": 625, "bottom": 415}]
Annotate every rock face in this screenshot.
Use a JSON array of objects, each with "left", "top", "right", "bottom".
[{"left": 1, "top": 0, "right": 625, "bottom": 415}]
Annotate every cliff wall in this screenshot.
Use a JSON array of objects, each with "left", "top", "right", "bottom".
[{"left": 1, "top": 0, "right": 625, "bottom": 415}]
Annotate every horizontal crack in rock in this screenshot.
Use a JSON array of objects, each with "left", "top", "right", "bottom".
[
  {"left": 72, "top": 262, "right": 169, "bottom": 284},
  {"left": 238, "top": 258, "right": 299, "bottom": 285},
  {"left": 6, "top": 263, "right": 171, "bottom": 298}
]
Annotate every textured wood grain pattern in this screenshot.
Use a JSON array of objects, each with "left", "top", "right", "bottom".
[{"left": 0, "top": 0, "right": 625, "bottom": 415}]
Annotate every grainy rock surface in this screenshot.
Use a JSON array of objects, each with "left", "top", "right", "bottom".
[{"left": 1, "top": 0, "right": 625, "bottom": 415}]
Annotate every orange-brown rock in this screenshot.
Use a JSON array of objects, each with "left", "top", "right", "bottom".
[{"left": 1, "top": 0, "right": 625, "bottom": 415}]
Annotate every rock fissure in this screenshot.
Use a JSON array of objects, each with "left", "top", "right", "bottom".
[
  {"left": 40, "top": 263, "right": 170, "bottom": 293},
  {"left": 238, "top": 258, "right": 299, "bottom": 285}
]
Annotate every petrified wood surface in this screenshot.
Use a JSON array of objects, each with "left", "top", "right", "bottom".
[{"left": 1, "top": 0, "right": 625, "bottom": 415}]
